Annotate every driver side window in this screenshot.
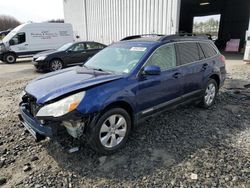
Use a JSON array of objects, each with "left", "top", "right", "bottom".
[
  {"left": 10, "top": 32, "right": 26, "bottom": 45},
  {"left": 69, "top": 43, "right": 85, "bottom": 51},
  {"left": 146, "top": 44, "right": 176, "bottom": 71}
]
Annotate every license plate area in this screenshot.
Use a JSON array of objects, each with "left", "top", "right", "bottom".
[{"left": 18, "top": 114, "right": 46, "bottom": 142}]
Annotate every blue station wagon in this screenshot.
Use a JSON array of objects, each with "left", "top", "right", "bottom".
[{"left": 19, "top": 34, "right": 226, "bottom": 154}]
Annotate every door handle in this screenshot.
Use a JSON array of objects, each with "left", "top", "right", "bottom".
[
  {"left": 81, "top": 51, "right": 86, "bottom": 54},
  {"left": 202, "top": 63, "right": 208, "bottom": 70},
  {"left": 24, "top": 44, "right": 28, "bottom": 46},
  {"left": 172, "top": 72, "right": 181, "bottom": 79}
]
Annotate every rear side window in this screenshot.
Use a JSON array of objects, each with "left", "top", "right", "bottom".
[
  {"left": 175, "top": 42, "right": 200, "bottom": 65},
  {"left": 86, "top": 42, "right": 105, "bottom": 50},
  {"left": 69, "top": 43, "right": 85, "bottom": 51},
  {"left": 146, "top": 44, "right": 176, "bottom": 71},
  {"left": 199, "top": 42, "right": 218, "bottom": 58},
  {"left": 198, "top": 44, "right": 206, "bottom": 60}
]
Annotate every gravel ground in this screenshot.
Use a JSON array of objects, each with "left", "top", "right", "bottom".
[{"left": 0, "top": 54, "right": 250, "bottom": 188}]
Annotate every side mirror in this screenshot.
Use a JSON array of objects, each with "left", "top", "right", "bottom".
[
  {"left": 67, "top": 49, "right": 73, "bottom": 53},
  {"left": 9, "top": 39, "right": 15, "bottom": 45},
  {"left": 143, "top": 65, "right": 161, "bottom": 75}
]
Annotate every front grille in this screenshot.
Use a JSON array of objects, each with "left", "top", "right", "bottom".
[{"left": 22, "top": 94, "right": 40, "bottom": 116}]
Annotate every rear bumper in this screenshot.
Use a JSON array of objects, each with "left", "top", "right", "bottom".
[{"left": 220, "top": 67, "right": 227, "bottom": 87}]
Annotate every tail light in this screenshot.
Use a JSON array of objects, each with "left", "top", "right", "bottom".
[{"left": 220, "top": 55, "right": 226, "bottom": 64}]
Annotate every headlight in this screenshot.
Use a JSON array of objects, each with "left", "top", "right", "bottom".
[
  {"left": 36, "top": 56, "right": 47, "bottom": 61},
  {"left": 36, "top": 91, "right": 85, "bottom": 117},
  {"left": 19, "top": 91, "right": 26, "bottom": 102},
  {"left": 0, "top": 44, "right": 4, "bottom": 51}
]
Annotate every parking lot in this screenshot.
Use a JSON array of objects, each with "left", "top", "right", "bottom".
[{"left": 0, "top": 54, "right": 249, "bottom": 187}]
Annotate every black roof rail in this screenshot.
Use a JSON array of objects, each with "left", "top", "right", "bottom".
[
  {"left": 120, "top": 34, "right": 164, "bottom": 41},
  {"left": 159, "top": 33, "right": 209, "bottom": 42}
]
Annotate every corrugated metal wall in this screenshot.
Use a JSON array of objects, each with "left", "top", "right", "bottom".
[
  {"left": 63, "top": 0, "right": 87, "bottom": 39},
  {"left": 64, "top": 0, "right": 181, "bottom": 44}
]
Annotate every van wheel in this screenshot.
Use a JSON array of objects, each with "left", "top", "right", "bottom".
[
  {"left": 200, "top": 79, "right": 218, "bottom": 108},
  {"left": 86, "top": 108, "right": 131, "bottom": 154},
  {"left": 49, "top": 59, "right": 63, "bottom": 71},
  {"left": 4, "top": 53, "right": 16, "bottom": 64}
]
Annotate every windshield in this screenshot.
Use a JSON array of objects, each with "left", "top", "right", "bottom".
[
  {"left": 84, "top": 45, "right": 148, "bottom": 74},
  {"left": 57, "top": 43, "right": 73, "bottom": 51},
  {"left": 2, "top": 31, "right": 16, "bottom": 42}
]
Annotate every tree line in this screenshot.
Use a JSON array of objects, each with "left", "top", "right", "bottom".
[
  {"left": 193, "top": 18, "right": 220, "bottom": 35},
  {"left": 0, "top": 15, "right": 21, "bottom": 31},
  {"left": 0, "top": 15, "right": 64, "bottom": 32}
]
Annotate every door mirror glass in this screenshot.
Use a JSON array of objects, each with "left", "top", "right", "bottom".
[
  {"left": 9, "top": 39, "right": 15, "bottom": 45},
  {"left": 143, "top": 65, "right": 161, "bottom": 75}
]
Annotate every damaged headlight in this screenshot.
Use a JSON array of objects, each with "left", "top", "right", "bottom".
[{"left": 36, "top": 91, "right": 85, "bottom": 117}]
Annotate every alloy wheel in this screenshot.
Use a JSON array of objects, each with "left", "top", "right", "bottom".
[
  {"left": 204, "top": 83, "right": 216, "bottom": 105},
  {"left": 99, "top": 114, "right": 127, "bottom": 148},
  {"left": 51, "top": 60, "right": 63, "bottom": 71}
]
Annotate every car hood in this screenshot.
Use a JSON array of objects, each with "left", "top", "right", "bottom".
[
  {"left": 33, "top": 49, "right": 59, "bottom": 58},
  {"left": 25, "top": 66, "right": 123, "bottom": 104}
]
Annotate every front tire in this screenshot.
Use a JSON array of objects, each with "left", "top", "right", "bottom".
[
  {"left": 4, "top": 53, "right": 16, "bottom": 64},
  {"left": 49, "top": 59, "right": 63, "bottom": 71},
  {"left": 86, "top": 108, "right": 131, "bottom": 154},
  {"left": 200, "top": 79, "right": 218, "bottom": 108}
]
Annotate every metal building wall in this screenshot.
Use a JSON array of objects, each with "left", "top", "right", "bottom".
[
  {"left": 64, "top": 0, "right": 181, "bottom": 44},
  {"left": 63, "top": 0, "right": 87, "bottom": 39}
]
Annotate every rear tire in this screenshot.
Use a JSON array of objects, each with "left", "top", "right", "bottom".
[
  {"left": 4, "top": 53, "right": 16, "bottom": 64},
  {"left": 49, "top": 59, "right": 63, "bottom": 71},
  {"left": 200, "top": 79, "right": 218, "bottom": 108},
  {"left": 86, "top": 108, "right": 131, "bottom": 154}
]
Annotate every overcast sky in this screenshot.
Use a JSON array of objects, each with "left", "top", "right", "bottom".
[{"left": 0, "top": 0, "right": 64, "bottom": 23}]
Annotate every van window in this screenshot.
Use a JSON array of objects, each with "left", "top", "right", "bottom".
[
  {"left": 146, "top": 44, "right": 176, "bottom": 71},
  {"left": 175, "top": 42, "right": 200, "bottom": 65},
  {"left": 10, "top": 32, "right": 26, "bottom": 45},
  {"left": 199, "top": 42, "right": 218, "bottom": 58}
]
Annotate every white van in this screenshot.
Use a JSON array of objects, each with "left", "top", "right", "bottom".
[{"left": 0, "top": 23, "right": 74, "bottom": 63}]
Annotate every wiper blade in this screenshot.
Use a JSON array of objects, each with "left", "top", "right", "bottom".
[{"left": 93, "top": 68, "right": 105, "bottom": 72}]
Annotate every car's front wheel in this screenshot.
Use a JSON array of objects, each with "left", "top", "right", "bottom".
[
  {"left": 86, "top": 108, "right": 131, "bottom": 154},
  {"left": 200, "top": 79, "right": 218, "bottom": 108},
  {"left": 49, "top": 59, "right": 63, "bottom": 71},
  {"left": 4, "top": 53, "right": 16, "bottom": 64}
]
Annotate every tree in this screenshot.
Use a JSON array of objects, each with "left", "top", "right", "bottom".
[{"left": 0, "top": 15, "right": 21, "bottom": 31}]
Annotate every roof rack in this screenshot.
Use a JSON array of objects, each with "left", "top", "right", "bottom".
[
  {"left": 159, "top": 33, "right": 209, "bottom": 42},
  {"left": 120, "top": 33, "right": 210, "bottom": 42},
  {"left": 120, "top": 34, "right": 164, "bottom": 41}
]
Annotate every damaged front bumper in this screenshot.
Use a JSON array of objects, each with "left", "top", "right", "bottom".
[
  {"left": 18, "top": 102, "right": 96, "bottom": 142},
  {"left": 19, "top": 103, "right": 63, "bottom": 141}
]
